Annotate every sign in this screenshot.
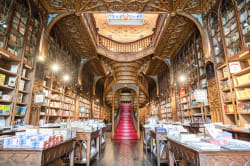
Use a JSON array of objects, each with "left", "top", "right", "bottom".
[
  {"left": 194, "top": 89, "right": 207, "bottom": 102},
  {"left": 34, "top": 93, "right": 45, "bottom": 105},
  {"left": 180, "top": 89, "right": 186, "bottom": 97},
  {"left": 229, "top": 62, "right": 241, "bottom": 74}
]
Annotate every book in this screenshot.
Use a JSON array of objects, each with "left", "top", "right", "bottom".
[
  {"left": 0, "top": 74, "right": 6, "bottom": 85},
  {"left": 22, "top": 69, "right": 26, "bottom": 77},
  {"left": 8, "top": 77, "right": 16, "bottom": 87},
  {"left": 18, "top": 93, "right": 23, "bottom": 103},
  {"left": 0, "top": 105, "right": 4, "bottom": 114},
  {"left": 19, "top": 80, "right": 25, "bottom": 91},
  {"left": 3, "top": 105, "right": 10, "bottom": 115},
  {"left": 10, "top": 65, "right": 18, "bottom": 73}
]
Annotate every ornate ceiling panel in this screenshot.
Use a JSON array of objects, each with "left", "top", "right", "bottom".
[
  {"left": 156, "top": 15, "right": 195, "bottom": 58},
  {"left": 40, "top": 0, "right": 216, "bottom": 14},
  {"left": 93, "top": 13, "right": 158, "bottom": 42},
  {"left": 146, "top": 58, "right": 168, "bottom": 75},
  {"left": 56, "top": 15, "right": 96, "bottom": 58}
]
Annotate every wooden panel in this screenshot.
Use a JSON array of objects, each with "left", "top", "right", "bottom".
[{"left": 207, "top": 77, "right": 222, "bottom": 122}]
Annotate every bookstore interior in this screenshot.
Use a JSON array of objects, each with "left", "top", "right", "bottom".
[{"left": 0, "top": 0, "right": 250, "bottom": 166}]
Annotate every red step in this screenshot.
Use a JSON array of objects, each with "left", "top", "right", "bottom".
[{"left": 114, "top": 104, "right": 137, "bottom": 140}]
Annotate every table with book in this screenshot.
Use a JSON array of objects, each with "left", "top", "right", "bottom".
[
  {"left": 150, "top": 129, "right": 168, "bottom": 166},
  {"left": 74, "top": 128, "right": 100, "bottom": 166},
  {"left": 167, "top": 123, "right": 250, "bottom": 166}
]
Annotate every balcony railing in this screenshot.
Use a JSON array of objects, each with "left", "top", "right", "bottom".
[
  {"left": 82, "top": 13, "right": 169, "bottom": 54},
  {"left": 98, "top": 35, "right": 153, "bottom": 53}
]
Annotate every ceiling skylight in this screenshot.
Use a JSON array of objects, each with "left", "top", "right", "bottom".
[{"left": 108, "top": 13, "right": 144, "bottom": 25}]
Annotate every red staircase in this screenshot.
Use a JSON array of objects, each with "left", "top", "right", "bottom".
[{"left": 114, "top": 104, "right": 137, "bottom": 140}]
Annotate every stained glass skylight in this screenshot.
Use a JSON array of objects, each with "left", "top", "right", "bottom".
[{"left": 108, "top": 13, "right": 144, "bottom": 25}]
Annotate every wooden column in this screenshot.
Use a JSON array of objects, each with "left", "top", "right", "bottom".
[
  {"left": 137, "top": 91, "right": 140, "bottom": 139},
  {"left": 75, "top": 95, "right": 79, "bottom": 120},
  {"left": 91, "top": 97, "right": 95, "bottom": 119},
  {"left": 111, "top": 92, "right": 115, "bottom": 139}
]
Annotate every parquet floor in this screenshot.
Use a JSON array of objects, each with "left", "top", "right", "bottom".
[{"left": 91, "top": 132, "right": 162, "bottom": 166}]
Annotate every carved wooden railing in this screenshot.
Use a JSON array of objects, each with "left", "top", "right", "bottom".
[
  {"left": 131, "top": 105, "right": 140, "bottom": 139},
  {"left": 114, "top": 105, "right": 121, "bottom": 133},
  {"left": 82, "top": 13, "right": 169, "bottom": 54},
  {"left": 98, "top": 34, "right": 154, "bottom": 53}
]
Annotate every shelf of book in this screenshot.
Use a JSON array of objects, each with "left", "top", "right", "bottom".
[{"left": 78, "top": 95, "right": 91, "bottom": 120}]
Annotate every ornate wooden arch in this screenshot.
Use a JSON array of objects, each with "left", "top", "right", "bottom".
[
  {"left": 176, "top": 11, "right": 211, "bottom": 59},
  {"left": 77, "top": 56, "right": 97, "bottom": 86},
  {"left": 112, "top": 84, "right": 139, "bottom": 95}
]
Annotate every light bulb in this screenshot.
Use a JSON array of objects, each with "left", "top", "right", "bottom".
[
  {"left": 52, "top": 64, "right": 59, "bottom": 71},
  {"left": 38, "top": 55, "right": 45, "bottom": 61},
  {"left": 179, "top": 75, "right": 186, "bottom": 82},
  {"left": 63, "top": 74, "right": 70, "bottom": 81}
]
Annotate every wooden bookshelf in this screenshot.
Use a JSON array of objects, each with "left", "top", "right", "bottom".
[
  {"left": 78, "top": 95, "right": 91, "bottom": 120},
  {"left": 172, "top": 30, "right": 211, "bottom": 124},
  {"left": 0, "top": 0, "right": 43, "bottom": 127}
]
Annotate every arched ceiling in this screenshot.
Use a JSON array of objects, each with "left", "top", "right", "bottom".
[
  {"left": 40, "top": 0, "right": 216, "bottom": 14},
  {"left": 155, "top": 15, "right": 195, "bottom": 58},
  {"left": 93, "top": 13, "right": 159, "bottom": 42},
  {"left": 42, "top": 0, "right": 216, "bottom": 108},
  {"left": 146, "top": 58, "right": 169, "bottom": 75},
  {"left": 55, "top": 15, "right": 96, "bottom": 58}
]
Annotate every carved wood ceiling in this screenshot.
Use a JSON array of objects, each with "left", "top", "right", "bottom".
[
  {"left": 146, "top": 58, "right": 168, "bottom": 75},
  {"left": 93, "top": 13, "right": 158, "bottom": 42},
  {"left": 40, "top": 0, "right": 215, "bottom": 14},
  {"left": 56, "top": 15, "right": 96, "bottom": 58},
  {"left": 156, "top": 15, "right": 195, "bottom": 58}
]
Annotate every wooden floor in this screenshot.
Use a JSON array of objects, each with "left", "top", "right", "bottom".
[{"left": 90, "top": 132, "right": 161, "bottom": 166}]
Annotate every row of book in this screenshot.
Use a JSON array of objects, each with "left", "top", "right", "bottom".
[
  {"left": 14, "top": 106, "right": 27, "bottom": 116},
  {"left": 0, "top": 105, "right": 11, "bottom": 115}
]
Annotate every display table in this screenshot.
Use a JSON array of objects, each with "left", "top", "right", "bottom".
[
  {"left": 142, "top": 126, "right": 151, "bottom": 152},
  {"left": 0, "top": 139, "right": 75, "bottom": 166},
  {"left": 182, "top": 124, "right": 205, "bottom": 134},
  {"left": 222, "top": 128, "right": 250, "bottom": 141},
  {"left": 99, "top": 127, "right": 106, "bottom": 153},
  {"left": 150, "top": 130, "right": 168, "bottom": 166},
  {"left": 167, "top": 137, "right": 250, "bottom": 166},
  {"left": 0, "top": 130, "right": 16, "bottom": 136},
  {"left": 74, "top": 129, "right": 100, "bottom": 166}
]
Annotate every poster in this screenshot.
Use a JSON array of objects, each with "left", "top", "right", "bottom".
[
  {"left": 194, "top": 89, "right": 208, "bottom": 103},
  {"left": 34, "top": 93, "right": 45, "bottom": 105}
]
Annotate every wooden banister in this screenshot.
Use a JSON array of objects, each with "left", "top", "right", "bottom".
[
  {"left": 82, "top": 13, "right": 169, "bottom": 53},
  {"left": 98, "top": 34, "right": 153, "bottom": 53}
]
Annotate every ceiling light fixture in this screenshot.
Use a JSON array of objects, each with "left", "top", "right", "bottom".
[
  {"left": 179, "top": 75, "right": 186, "bottom": 82},
  {"left": 52, "top": 63, "right": 59, "bottom": 72},
  {"left": 38, "top": 55, "right": 45, "bottom": 62},
  {"left": 63, "top": 74, "right": 70, "bottom": 81}
]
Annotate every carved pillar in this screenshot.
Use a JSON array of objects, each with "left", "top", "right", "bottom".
[
  {"left": 137, "top": 91, "right": 140, "bottom": 139},
  {"left": 111, "top": 92, "right": 115, "bottom": 139},
  {"left": 91, "top": 97, "right": 95, "bottom": 119},
  {"left": 75, "top": 95, "right": 79, "bottom": 120}
]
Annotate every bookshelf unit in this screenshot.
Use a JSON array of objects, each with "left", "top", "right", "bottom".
[
  {"left": 172, "top": 30, "right": 211, "bottom": 124},
  {"left": 78, "top": 95, "right": 91, "bottom": 120},
  {"left": 160, "top": 97, "right": 173, "bottom": 122},
  {"left": 93, "top": 102, "right": 100, "bottom": 120},
  {"left": 207, "top": 0, "right": 250, "bottom": 126},
  {"left": 151, "top": 102, "right": 159, "bottom": 117},
  {"left": 0, "top": 0, "right": 43, "bottom": 127}
]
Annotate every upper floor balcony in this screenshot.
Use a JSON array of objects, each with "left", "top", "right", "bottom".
[{"left": 82, "top": 13, "right": 169, "bottom": 56}]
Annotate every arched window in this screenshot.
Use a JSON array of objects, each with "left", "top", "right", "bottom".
[
  {"left": 209, "top": 12, "right": 225, "bottom": 65},
  {"left": 236, "top": 0, "right": 250, "bottom": 47},
  {"left": 220, "top": 0, "right": 242, "bottom": 57}
]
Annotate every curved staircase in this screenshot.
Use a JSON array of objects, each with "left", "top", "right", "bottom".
[{"left": 114, "top": 104, "right": 137, "bottom": 140}]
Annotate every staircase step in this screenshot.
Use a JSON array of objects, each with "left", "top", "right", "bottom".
[{"left": 114, "top": 104, "right": 137, "bottom": 140}]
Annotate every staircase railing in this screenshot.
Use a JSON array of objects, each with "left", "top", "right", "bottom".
[
  {"left": 114, "top": 105, "right": 121, "bottom": 133},
  {"left": 131, "top": 104, "right": 140, "bottom": 139}
]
